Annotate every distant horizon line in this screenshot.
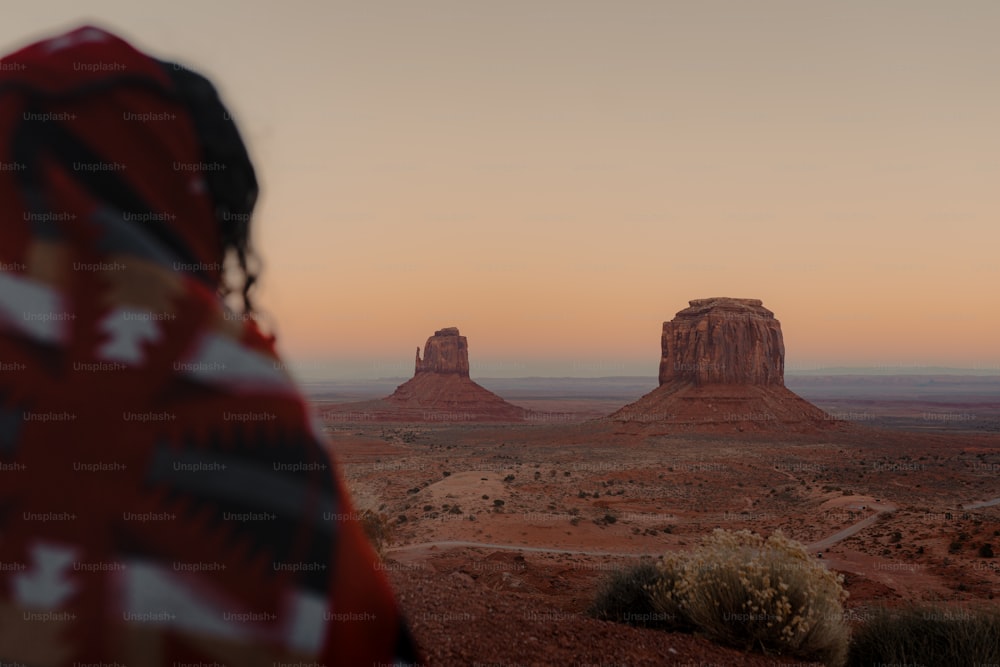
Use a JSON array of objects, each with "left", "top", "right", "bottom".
[{"left": 293, "top": 366, "right": 1000, "bottom": 383}]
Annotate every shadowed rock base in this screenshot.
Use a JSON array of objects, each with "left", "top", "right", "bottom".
[{"left": 608, "top": 382, "right": 841, "bottom": 433}]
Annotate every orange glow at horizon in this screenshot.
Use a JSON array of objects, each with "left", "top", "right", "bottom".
[{"left": 4, "top": 2, "right": 998, "bottom": 377}]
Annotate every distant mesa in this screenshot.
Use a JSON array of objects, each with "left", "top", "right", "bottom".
[
  {"left": 414, "top": 327, "right": 470, "bottom": 376},
  {"left": 608, "top": 297, "right": 843, "bottom": 433},
  {"left": 324, "top": 327, "right": 527, "bottom": 423}
]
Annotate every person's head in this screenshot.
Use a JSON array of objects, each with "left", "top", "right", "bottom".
[{"left": 1, "top": 26, "right": 261, "bottom": 313}]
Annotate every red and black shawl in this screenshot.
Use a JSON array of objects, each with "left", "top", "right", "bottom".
[{"left": 0, "top": 25, "right": 417, "bottom": 665}]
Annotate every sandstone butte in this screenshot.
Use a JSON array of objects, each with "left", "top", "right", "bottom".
[
  {"left": 607, "top": 297, "right": 844, "bottom": 433},
  {"left": 325, "top": 327, "right": 528, "bottom": 422}
]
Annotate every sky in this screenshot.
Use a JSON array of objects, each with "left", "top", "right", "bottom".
[{"left": 3, "top": 1, "right": 999, "bottom": 379}]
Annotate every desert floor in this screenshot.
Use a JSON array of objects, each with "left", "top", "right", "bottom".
[{"left": 317, "top": 393, "right": 1000, "bottom": 666}]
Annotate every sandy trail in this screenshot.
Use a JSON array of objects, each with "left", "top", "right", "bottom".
[
  {"left": 390, "top": 540, "right": 654, "bottom": 558},
  {"left": 963, "top": 496, "right": 1000, "bottom": 510},
  {"left": 807, "top": 502, "right": 896, "bottom": 552},
  {"left": 389, "top": 501, "right": 900, "bottom": 558}
]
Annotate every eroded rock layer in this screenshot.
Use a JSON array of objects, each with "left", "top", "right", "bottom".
[{"left": 659, "top": 298, "right": 784, "bottom": 386}]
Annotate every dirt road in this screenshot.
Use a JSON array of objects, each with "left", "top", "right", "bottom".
[{"left": 389, "top": 500, "right": 900, "bottom": 558}]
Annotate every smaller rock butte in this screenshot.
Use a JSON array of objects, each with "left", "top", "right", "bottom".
[
  {"left": 414, "top": 327, "right": 471, "bottom": 377},
  {"left": 324, "top": 327, "right": 527, "bottom": 422}
]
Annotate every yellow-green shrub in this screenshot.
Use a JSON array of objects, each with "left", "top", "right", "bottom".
[{"left": 648, "top": 529, "right": 849, "bottom": 666}]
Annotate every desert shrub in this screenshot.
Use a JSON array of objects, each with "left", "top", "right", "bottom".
[
  {"left": 846, "top": 605, "right": 1000, "bottom": 666},
  {"left": 589, "top": 560, "right": 678, "bottom": 629},
  {"left": 648, "top": 529, "right": 849, "bottom": 666},
  {"left": 645, "top": 552, "right": 692, "bottom": 632},
  {"left": 359, "top": 509, "right": 393, "bottom": 558}
]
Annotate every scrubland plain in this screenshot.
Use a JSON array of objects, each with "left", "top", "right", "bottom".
[{"left": 313, "top": 376, "right": 1000, "bottom": 666}]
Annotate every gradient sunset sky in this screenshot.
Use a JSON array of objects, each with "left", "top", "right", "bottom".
[{"left": 4, "top": 1, "right": 998, "bottom": 379}]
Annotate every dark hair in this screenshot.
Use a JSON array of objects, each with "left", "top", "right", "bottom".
[{"left": 159, "top": 61, "right": 260, "bottom": 313}]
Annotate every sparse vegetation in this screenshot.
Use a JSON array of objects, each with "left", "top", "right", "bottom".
[
  {"left": 650, "top": 529, "right": 849, "bottom": 665},
  {"left": 588, "top": 560, "right": 676, "bottom": 629},
  {"left": 846, "top": 605, "right": 1000, "bottom": 666},
  {"left": 360, "top": 510, "right": 393, "bottom": 557}
]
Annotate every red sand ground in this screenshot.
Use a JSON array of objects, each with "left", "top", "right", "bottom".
[{"left": 321, "top": 405, "right": 1000, "bottom": 666}]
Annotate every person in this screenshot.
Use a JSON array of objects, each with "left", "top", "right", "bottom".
[{"left": 0, "top": 25, "right": 419, "bottom": 665}]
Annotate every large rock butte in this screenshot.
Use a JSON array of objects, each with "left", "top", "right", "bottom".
[
  {"left": 324, "top": 327, "right": 528, "bottom": 422},
  {"left": 659, "top": 298, "right": 784, "bottom": 386},
  {"left": 609, "top": 297, "right": 841, "bottom": 433}
]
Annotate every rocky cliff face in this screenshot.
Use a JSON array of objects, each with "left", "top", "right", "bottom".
[
  {"left": 609, "top": 297, "right": 842, "bottom": 433},
  {"left": 415, "top": 327, "right": 470, "bottom": 377},
  {"left": 659, "top": 298, "right": 785, "bottom": 387}
]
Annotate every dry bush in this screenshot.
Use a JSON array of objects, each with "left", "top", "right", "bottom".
[
  {"left": 359, "top": 509, "right": 393, "bottom": 558},
  {"left": 846, "top": 605, "right": 1000, "bottom": 666},
  {"left": 643, "top": 551, "right": 692, "bottom": 632},
  {"left": 648, "top": 529, "right": 849, "bottom": 666},
  {"left": 588, "top": 560, "right": 680, "bottom": 629}
]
